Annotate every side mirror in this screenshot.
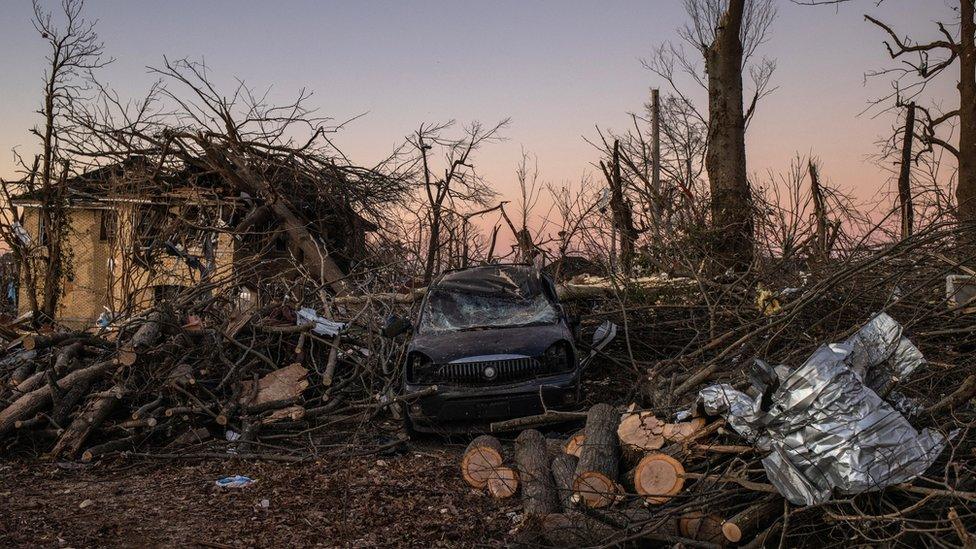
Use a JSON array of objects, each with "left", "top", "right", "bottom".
[
  {"left": 381, "top": 315, "right": 413, "bottom": 338},
  {"left": 581, "top": 320, "right": 617, "bottom": 369}
]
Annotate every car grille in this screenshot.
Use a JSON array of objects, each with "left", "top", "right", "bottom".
[{"left": 430, "top": 357, "right": 547, "bottom": 385}]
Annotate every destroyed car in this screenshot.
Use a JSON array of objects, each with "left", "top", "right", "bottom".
[{"left": 389, "top": 264, "right": 596, "bottom": 432}]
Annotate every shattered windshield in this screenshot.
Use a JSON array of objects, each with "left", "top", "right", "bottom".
[{"left": 419, "top": 290, "right": 559, "bottom": 333}]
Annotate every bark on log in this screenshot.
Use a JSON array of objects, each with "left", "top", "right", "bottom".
[
  {"left": 49, "top": 384, "right": 123, "bottom": 459},
  {"left": 550, "top": 453, "right": 579, "bottom": 512},
  {"left": 460, "top": 434, "right": 504, "bottom": 489},
  {"left": 679, "top": 512, "right": 727, "bottom": 545},
  {"left": 0, "top": 359, "right": 116, "bottom": 435},
  {"left": 573, "top": 403, "right": 620, "bottom": 508},
  {"left": 515, "top": 429, "right": 559, "bottom": 517},
  {"left": 119, "top": 312, "right": 164, "bottom": 366},
  {"left": 721, "top": 496, "right": 783, "bottom": 544},
  {"left": 486, "top": 466, "right": 519, "bottom": 499}
]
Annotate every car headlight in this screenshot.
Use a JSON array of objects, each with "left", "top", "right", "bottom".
[
  {"left": 406, "top": 352, "right": 434, "bottom": 383},
  {"left": 545, "top": 342, "right": 573, "bottom": 372}
]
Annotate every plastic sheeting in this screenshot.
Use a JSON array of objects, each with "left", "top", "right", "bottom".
[{"left": 697, "top": 313, "right": 950, "bottom": 506}]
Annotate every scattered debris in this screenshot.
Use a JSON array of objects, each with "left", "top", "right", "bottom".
[{"left": 215, "top": 475, "right": 256, "bottom": 488}]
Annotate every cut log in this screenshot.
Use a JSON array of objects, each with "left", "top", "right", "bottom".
[
  {"left": 0, "top": 359, "right": 116, "bottom": 436},
  {"left": 721, "top": 496, "right": 783, "bottom": 543},
  {"left": 119, "top": 312, "right": 163, "bottom": 366},
  {"left": 460, "top": 435, "right": 504, "bottom": 489},
  {"left": 550, "top": 453, "right": 579, "bottom": 512},
  {"left": 679, "top": 512, "right": 727, "bottom": 545},
  {"left": 515, "top": 429, "right": 559, "bottom": 517},
  {"left": 662, "top": 418, "right": 706, "bottom": 443},
  {"left": 49, "top": 384, "right": 124, "bottom": 459},
  {"left": 631, "top": 452, "right": 685, "bottom": 504},
  {"left": 487, "top": 466, "right": 519, "bottom": 499},
  {"left": 573, "top": 403, "right": 620, "bottom": 508},
  {"left": 617, "top": 411, "right": 665, "bottom": 466},
  {"left": 564, "top": 430, "right": 585, "bottom": 458}
]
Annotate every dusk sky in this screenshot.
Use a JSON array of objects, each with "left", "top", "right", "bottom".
[{"left": 0, "top": 1, "right": 957, "bottom": 220}]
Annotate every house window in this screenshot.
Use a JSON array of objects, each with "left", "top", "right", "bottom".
[
  {"left": 100, "top": 210, "right": 118, "bottom": 243},
  {"left": 37, "top": 214, "right": 47, "bottom": 246}
]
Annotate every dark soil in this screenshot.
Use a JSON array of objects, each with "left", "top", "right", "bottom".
[{"left": 0, "top": 443, "right": 517, "bottom": 548}]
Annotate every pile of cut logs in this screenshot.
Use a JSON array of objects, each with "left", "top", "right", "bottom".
[{"left": 460, "top": 403, "right": 783, "bottom": 547}]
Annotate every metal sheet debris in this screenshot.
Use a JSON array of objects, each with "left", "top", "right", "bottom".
[
  {"left": 296, "top": 307, "right": 346, "bottom": 337},
  {"left": 697, "top": 313, "right": 950, "bottom": 506}
]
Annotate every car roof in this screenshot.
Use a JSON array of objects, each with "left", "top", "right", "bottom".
[{"left": 433, "top": 264, "right": 545, "bottom": 300}]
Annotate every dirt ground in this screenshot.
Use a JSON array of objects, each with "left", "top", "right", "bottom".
[{"left": 0, "top": 442, "right": 517, "bottom": 548}]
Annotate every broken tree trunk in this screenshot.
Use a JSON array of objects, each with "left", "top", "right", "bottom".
[
  {"left": 50, "top": 384, "right": 124, "bottom": 459},
  {"left": 573, "top": 403, "right": 620, "bottom": 508},
  {"left": 898, "top": 103, "right": 916, "bottom": 239},
  {"left": 515, "top": 429, "right": 559, "bottom": 517},
  {"left": 550, "top": 453, "right": 579, "bottom": 512},
  {"left": 461, "top": 434, "right": 504, "bottom": 489}
]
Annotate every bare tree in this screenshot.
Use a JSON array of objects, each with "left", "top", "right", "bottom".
[
  {"left": 407, "top": 120, "right": 507, "bottom": 283},
  {"left": 859, "top": 2, "right": 976, "bottom": 230},
  {"left": 19, "top": 0, "right": 111, "bottom": 322},
  {"left": 646, "top": 0, "right": 777, "bottom": 269}
]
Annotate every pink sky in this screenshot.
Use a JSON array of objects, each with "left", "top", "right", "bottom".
[{"left": 0, "top": 1, "right": 958, "bottom": 240}]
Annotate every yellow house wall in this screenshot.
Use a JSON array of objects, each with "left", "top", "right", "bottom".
[
  {"left": 18, "top": 208, "right": 111, "bottom": 328},
  {"left": 19, "top": 203, "right": 236, "bottom": 327}
]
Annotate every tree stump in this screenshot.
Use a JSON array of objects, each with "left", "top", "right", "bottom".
[
  {"left": 515, "top": 429, "right": 559, "bottom": 517},
  {"left": 460, "top": 435, "right": 504, "bottom": 489},
  {"left": 573, "top": 403, "right": 620, "bottom": 508}
]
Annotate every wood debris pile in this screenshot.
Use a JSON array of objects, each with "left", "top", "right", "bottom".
[
  {"left": 461, "top": 403, "right": 783, "bottom": 547},
  {"left": 0, "top": 302, "right": 404, "bottom": 462}
]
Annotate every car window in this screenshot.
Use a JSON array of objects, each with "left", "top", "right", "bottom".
[{"left": 419, "top": 290, "right": 559, "bottom": 333}]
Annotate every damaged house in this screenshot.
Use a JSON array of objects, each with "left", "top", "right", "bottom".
[{"left": 12, "top": 156, "right": 374, "bottom": 328}]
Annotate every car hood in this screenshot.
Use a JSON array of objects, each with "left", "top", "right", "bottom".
[{"left": 408, "top": 323, "right": 571, "bottom": 364}]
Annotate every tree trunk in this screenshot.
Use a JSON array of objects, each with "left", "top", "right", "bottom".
[
  {"left": 606, "top": 141, "right": 638, "bottom": 276},
  {"left": 898, "top": 103, "right": 916, "bottom": 239},
  {"left": 515, "top": 429, "right": 559, "bottom": 517},
  {"left": 809, "top": 161, "right": 829, "bottom": 260},
  {"left": 958, "top": 0, "right": 976, "bottom": 226},
  {"left": 705, "top": 0, "right": 754, "bottom": 268}
]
